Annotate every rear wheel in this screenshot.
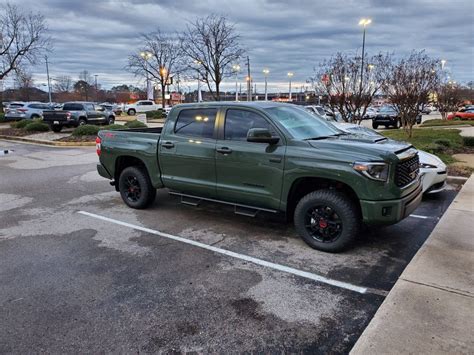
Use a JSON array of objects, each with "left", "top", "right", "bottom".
[
  {"left": 107, "top": 116, "right": 115, "bottom": 125},
  {"left": 78, "top": 118, "right": 87, "bottom": 126},
  {"left": 294, "top": 190, "right": 360, "bottom": 252},
  {"left": 128, "top": 109, "right": 136, "bottom": 116},
  {"left": 118, "top": 166, "right": 156, "bottom": 209}
]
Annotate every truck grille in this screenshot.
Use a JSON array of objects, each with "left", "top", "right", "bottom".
[{"left": 395, "top": 154, "right": 419, "bottom": 187}]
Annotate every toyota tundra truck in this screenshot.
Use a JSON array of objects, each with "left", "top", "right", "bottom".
[{"left": 96, "top": 102, "right": 422, "bottom": 252}]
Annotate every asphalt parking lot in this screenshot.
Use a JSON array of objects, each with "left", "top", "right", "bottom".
[{"left": 0, "top": 141, "right": 458, "bottom": 353}]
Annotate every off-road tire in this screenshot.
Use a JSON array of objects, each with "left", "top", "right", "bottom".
[
  {"left": 294, "top": 190, "right": 360, "bottom": 252},
  {"left": 51, "top": 125, "right": 62, "bottom": 132},
  {"left": 118, "top": 166, "right": 156, "bottom": 209}
]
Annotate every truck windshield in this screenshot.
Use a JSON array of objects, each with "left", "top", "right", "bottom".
[{"left": 265, "top": 105, "right": 341, "bottom": 140}]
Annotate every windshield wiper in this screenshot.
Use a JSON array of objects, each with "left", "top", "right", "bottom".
[{"left": 304, "top": 133, "right": 345, "bottom": 140}]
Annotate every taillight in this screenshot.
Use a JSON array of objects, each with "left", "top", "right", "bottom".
[
  {"left": 66, "top": 112, "right": 72, "bottom": 119},
  {"left": 17, "top": 108, "right": 28, "bottom": 113},
  {"left": 96, "top": 136, "right": 101, "bottom": 156}
]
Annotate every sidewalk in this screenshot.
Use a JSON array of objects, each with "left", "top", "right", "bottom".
[{"left": 351, "top": 174, "right": 474, "bottom": 354}]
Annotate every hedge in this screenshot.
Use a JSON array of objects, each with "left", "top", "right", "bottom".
[
  {"left": 124, "top": 120, "right": 147, "bottom": 128},
  {"left": 462, "top": 136, "right": 474, "bottom": 147},
  {"left": 145, "top": 110, "right": 164, "bottom": 119},
  {"left": 24, "top": 121, "right": 50, "bottom": 132},
  {"left": 72, "top": 125, "right": 101, "bottom": 136},
  {"left": 11, "top": 119, "right": 31, "bottom": 129}
]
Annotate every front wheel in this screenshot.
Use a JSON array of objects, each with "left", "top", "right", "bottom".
[
  {"left": 78, "top": 118, "right": 87, "bottom": 126},
  {"left": 118, "top": 166, "right": 156, "bottom": 209},
  {"left": 372, "top": 122, "right": 379, "bottom": 129},
  {"left": 107, "top": 116, "right": 115, "bottom": 125},
  {"left": 294, "top": 190, "right": 360, "bottom": 252}
]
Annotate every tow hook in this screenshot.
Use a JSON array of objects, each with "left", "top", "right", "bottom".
[{"left": 110, "top": 180, "right": 116, "bottom": 186}]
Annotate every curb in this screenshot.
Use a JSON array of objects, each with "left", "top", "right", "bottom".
[{"left": 0, "top": 135, "right": 95, "bottom": 147}]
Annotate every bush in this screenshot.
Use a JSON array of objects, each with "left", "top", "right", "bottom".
[
  {"left": 433, "top": 138, "right": 452, "bottom": 148},
  {"left": 72, "top": 125, "right": 101, "bottom": 136},
  {"left": 104, "top": 124, "right": 126, "bottom": 130},
  {"left": 0, "top": 112, "right": 4, "bottom": 121},
  {"left": 424, "top": 143, "right": 445, "bottom": 154},
  {"left": 11, "top": 119, "right": 31, "bottom": 129},
  {"left": 145, "top": 110, "right": 163, "bottom": 119},
  {"left": 462, "top": 136, "right": 474, "bottom": 147},
  {"left": 124, "top": 120, "right": 147, "bottom": 129},
  {"left": 24, "top": 121, "right": 50, "bottom": 132}
]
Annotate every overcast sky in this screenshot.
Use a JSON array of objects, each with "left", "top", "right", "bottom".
[{"left": 4, "top": 0, "right": 474, "bottom": 92}]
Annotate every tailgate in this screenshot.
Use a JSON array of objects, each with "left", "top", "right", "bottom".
[{"left": 42, "top": 111, "right": 69, "bottom": 122}]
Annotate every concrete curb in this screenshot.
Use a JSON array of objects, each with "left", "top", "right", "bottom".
[
  {"left": 0, "top": 135, "right": 95, "bottom": 147},
  {"left": 351, "top": 174, "right": 474, "bottom": 354}
]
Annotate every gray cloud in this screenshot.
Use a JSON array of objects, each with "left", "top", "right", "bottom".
[{"left": 3, "top": 0, "right": 473, "bottom": 91}]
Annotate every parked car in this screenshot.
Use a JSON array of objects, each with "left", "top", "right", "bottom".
[
  {"left": 96, "top": 102, "right": 422, "bottom": 252},
  {"left": 99, "top": 103, "right": 123, "bottom": 116},
  {"left": 362, "top": 107, "right": 378, "bottom": 120},
  {"left": 42, "top": 102, "right": 115, "bottom": 132},
  {"left": 419, "top": 104, "right": 432, "bottom": 115},
  {"left": 447, "top": 108, "right": 474, "bottom": 120},
  {"left": 372, "top": 105, "right": 422, "bottom": 129},
  {"left": 124, "top": 100, "right": 162, "bottom": 116},
  {"left": 4, "top": 102, "right": 52, "bottom": 121}
]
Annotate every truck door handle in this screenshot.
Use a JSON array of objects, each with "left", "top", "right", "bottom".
[
  {"left": 216, "top": 147, "right": 232, "bottom": 154},
  {"left": 162, "top": 141, "right": 175, "bottom": 149}
]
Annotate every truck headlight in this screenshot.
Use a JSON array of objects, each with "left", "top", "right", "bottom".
[{"left": 353, "top": 162, "right": 389, "bottom": 182}]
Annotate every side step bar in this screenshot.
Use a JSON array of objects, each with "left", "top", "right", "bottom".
[{"left": 168, "top": 191, "right": 278, "bottom": 218}]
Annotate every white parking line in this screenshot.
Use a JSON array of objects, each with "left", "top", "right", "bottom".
[
  {"left": 409, "top": 214, "right": 431, "bottom": 219},
  {"left": 78, "top": 210, "right": 369, "bottom": 294}
]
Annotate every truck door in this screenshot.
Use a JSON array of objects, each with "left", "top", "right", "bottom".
[
  {"left": 215, "top": 108, "right": 285, "bottom": 210},
  {"left": 158, "top": 108, "right": 218, "bottom": 198}
]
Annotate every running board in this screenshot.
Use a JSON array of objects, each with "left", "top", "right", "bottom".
[{"left": 168, "top": 191, "right": 277, "bottom": 217}]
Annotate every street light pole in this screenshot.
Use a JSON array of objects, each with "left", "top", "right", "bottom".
[
  {"left": 287, "top": 72, "right": 294, "bottom": 101},
  {"left": 358, "top": 18, "right": 372, "bottom": 96},
  {"left": 94, "top": 74, "right": 98, "bottom": 102},
  {"left": 232, "top": 64, "right": 240, "bottom": 101},
  {"left": 44, "top": 55, "right": 52, "bottom": 105},
  {"left": 140, "top": 51, "right": 153, "bottom": 100},
  {"left": 263, "top": 68, "right": 269, "bottom": 101}
]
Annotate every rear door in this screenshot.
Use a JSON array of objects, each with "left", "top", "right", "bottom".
[
  {"left": 215, "top": 108, "right": 286, "bottom": 210},
  {"left": 158, "top": 107, "right": 218, "bottom": 198}
]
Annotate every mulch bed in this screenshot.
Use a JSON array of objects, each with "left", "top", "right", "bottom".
[
  {"left": 56, "top": 135, "right": 95, "bottom": 142},
  {"left": 0, "top": 128, "right": 32, "bottom": 137}
]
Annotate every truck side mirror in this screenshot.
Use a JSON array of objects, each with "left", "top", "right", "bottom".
[{"left": 247, "top": 128, "right": 279, "bottom": 145}]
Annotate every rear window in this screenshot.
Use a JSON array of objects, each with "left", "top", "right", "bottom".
[
  {"left": 63, "top": 103, "right": 83, "bottom": 111},
  {"left": 9, "top": 103, "right": 24, "bottom": 108},
  {"left": 174, "top": 108, "right": 217, "bottom": 139}
]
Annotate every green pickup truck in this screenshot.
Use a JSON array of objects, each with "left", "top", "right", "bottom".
[{"left": 96, "top": 102, "right": 422, "bottom": 252}]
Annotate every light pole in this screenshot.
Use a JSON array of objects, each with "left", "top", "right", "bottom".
[
  {"left": 358, "top": 18, "right": 372, "bottom": 95},
  {"left": 140, "top": 51, "right": 153, "bottom": 100},
  {"left": 94, "top": 74, "right": 98, "bottom": 102},
  {"left": 194, "top": 60, "right": 202, "bottom": 102},
  {"left": 263, "top": 68, "right": 269, "bottom": 101},
  {"left": 232, "top": 64, "right": 240, "bottom": 101},
  {"left": 44, "top": 55, "right": 52, "bottom": 105},
  {"left": 287, "top": 72, "right": 294, "bottom": 101}
]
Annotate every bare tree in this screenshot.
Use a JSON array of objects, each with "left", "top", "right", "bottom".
[
  {"left": 181, "top": 14, "right": 244, "bottom": 101},
  {"left": 310, "top": 52, "right": 390, "bottom": 123},
  {"left": 436, "top": 83, "right": 464, "bottom": 120},
  {"left": 0, "top": 3, "right": 50, "bottom": 80},
  {"left": 128, "top": 29, "right": 184, "bottom": 107},
  {"left": 14, "top": 68, "right": 33, "bottom": 101},
  {"left": 53, "top": 75, "right": 72, "bottom": 93},
  {"left": 381, "top": 51, "right": 440, "bottom": 137}
]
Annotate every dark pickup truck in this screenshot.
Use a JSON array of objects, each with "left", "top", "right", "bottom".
[
  {"left": 96, "top": 102, "right": 422, "bottom": 252},
  {"left": 43, "top": 102, "right": 115, "bottom": 132},
  {"left": 372, "top": 105, "right": 422, "bottom": 129}
]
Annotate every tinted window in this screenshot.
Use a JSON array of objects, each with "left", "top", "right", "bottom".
[
  {"left": 139, "top": 101, "right": 153, "bottom": 106},
  {"left": 9, "top": 103, "right": 24, "bottom": 108},
  {"left": 175, "top": 108, "right": 217, "bottom": 139},
  {"left": 84, "top": 104, "right": 94, "bottom": 111},
  {"left": 28, "top": 104, "right": 41, "bottom": 109},
  {"left": 63, "top": 103, "right": 83, "bottom": 111},
  {"left": 225, "top": 109, "right": 273, "bottom": 141}
]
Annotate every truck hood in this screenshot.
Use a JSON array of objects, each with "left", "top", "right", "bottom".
[{"left": 307, "top": 134, "right": 413, "bottom": 162}]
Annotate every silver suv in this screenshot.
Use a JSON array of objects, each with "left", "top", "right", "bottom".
[{"left": 5, "top": 102, "right": 52, "bottom": 120}]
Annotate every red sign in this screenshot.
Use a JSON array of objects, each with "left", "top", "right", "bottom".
[{"left": 322, "top": 74, "right": 329, "bottom": 84}]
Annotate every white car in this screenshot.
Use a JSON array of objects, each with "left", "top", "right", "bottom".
[
  {"left": 307, "top": 114, "right": 448, "bottom": 194},
  {"left": 124, "top": 100, "right": 162, "bottom": 116}
]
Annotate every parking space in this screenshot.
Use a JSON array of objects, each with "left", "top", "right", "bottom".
[{"left": 0, "top": 141, "right": 458, "bottom": 353}]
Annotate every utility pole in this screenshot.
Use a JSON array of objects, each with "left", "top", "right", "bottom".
[
  {"left": 45, "top": 56, "right": 52, "bottom": 105},
  {"left": 246, "top": 56, "right": 251, "bottom": 101},
  {"left": 94, "top": 74, "right": 98, "bottom": 102}
]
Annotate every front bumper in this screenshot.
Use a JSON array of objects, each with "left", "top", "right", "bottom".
[{"left": 360, "top": 182, "right": 423, "bottom": 225}]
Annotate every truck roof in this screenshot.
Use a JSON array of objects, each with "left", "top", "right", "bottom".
[{"left": 172, "top": 101, "right": 295, "bottom": 110}]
